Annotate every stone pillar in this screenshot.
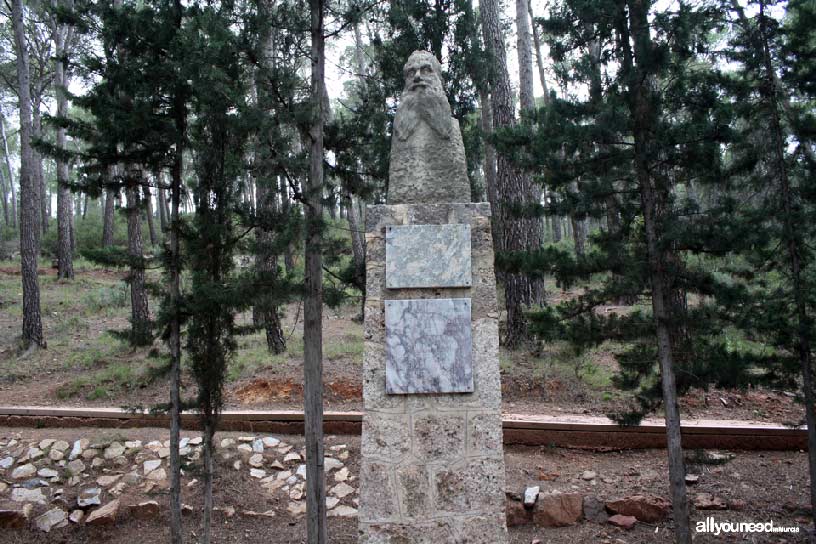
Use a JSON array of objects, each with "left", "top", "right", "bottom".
[{"left": 359, "top": 202, "right": 509, "bottom": 543}]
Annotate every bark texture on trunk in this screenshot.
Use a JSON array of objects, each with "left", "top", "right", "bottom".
[
  {"left": 481, "top": 0, "right": 540, "bottom": 347},
  {"left": 53, "top": 4, "right": 74, "bottom": 280},
  {"left": 279, "top": 175, "right": 295, "bottom": 274},
  {"left": 126, "top": 177, "right": 151, "bottom": 345},
  {"left": 102, "top": 168, "right": 116, "bottom": 247},
  {"left": 479, "top": 89, "right": 501, "bottom": 255},
  {"left": 12, "top": 0, "right": 45, "bottom": 350},
  {"left": 305, "top": 1, "right": 328, "bottom": 541},
  {"left": 0, "top": 167, "right": 9, "bottom": 226},
  {"left": 516, "top": 0, "right": 535, "bottom": 112},
  {"left": 144, "top": 184, "right": 157, "bottom": 245},
  {"left": 0, "top": 116, "right": 18, "bottom": 228},
  {"left": 158, "top": 185, "right": 168, "bottom": 231}
]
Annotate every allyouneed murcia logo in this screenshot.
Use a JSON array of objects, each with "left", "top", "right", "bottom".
[{"left": 696, "top": 517, "right": 801, "bottom": 535}]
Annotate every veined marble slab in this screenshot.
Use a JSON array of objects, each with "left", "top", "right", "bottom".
[
  {"left": 385, "top": 224, "right": 471, "bottom": 288},
  {"left": 385, "top": 298, "right": 473, "bottom": 394}
]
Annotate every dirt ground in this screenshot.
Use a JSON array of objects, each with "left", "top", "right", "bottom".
[
  {"left": 0, "top": 266, "right": 805, "bottom": 428},
  {"left": 0, "top": 426, "right": 812, "bottom": 543}
]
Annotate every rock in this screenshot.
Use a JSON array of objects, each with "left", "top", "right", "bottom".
[
  {"left": 606, "top": 494, "right": 671, "bottom": 523},
  {"left": 67, "top": 459, "right": 85, "bottom": 475},
  {"left": 296, "top": 464, "right": 307, "bottom": 479},
  {"left": 39, "top": 439, "right": 56, "bottom": 450},
  {"left": 86, "top": 499, "right": 119, "bottom": 526},
  {"left": 326, "top": 497, "right": 340, "bottom": 510},
  {"left": 37, "top": 468, "right": 59, "bottom": 479},
  {"left": 11, "top": 487, "right": 46, "bottom": 505},
  {"left": 338, "top": 451, "right": 349, "bottom": 461},
  {"left": 324, "top": 457, "right": 343, "bottom": 471},
  {"left": 77, "top": 488, "right": 102, "bottom": 507},
  {"left": 238, "top": 436, "right": 255, "bottom": 442},
  {"left": 0, "top": 456, "right": 13, "bottom": 469},
  {"left": 52, "top": 441, "right": 70, "bottom": 452},
  {"left": 69, "top": 440, "right": 88, "bottom": 460},
  {"left": 290, "top": 486, "right": 304, "bottom": 500},
  {"left": 277, "top": 470, "right": 292, "bottom": 481},
  {"left": 250, "top": 469, "right": 266, "bottom": 479},
  {"left": 334, "top": 467, "right": 349, "bottom": 482},
  {"left": 69, "top": 510, "right": 84, "bottom": 524},
  {"left": 97, "top": 475, "right": 121, "bottom": 487},
  {"left": 144, "top": 459, "right": 162, "bottom": 474},
  {"left": 146, "top": 468, "right": 167, "bottom": 481},
  {"left": 249, "top": 454, "right": 264, "bottom": 468},
  {"left": 262, "top": 437, "right": 280, "bottom": 448},
  {"left": 12, "top": 463, "right": 37, "bottom": 479},
  {"left": 0, "top": 482, "right": 7, "bottom": 493},
  {"left": 189, "top": 437, "right": 203, "bottom": 446},
  {"left": 242, "top": 509, "right": 276, "bottom": 518},
  {"left": 123, "top": 471, "right": 141, "bottom": 485},
  {"left": 179, "top": 438, "right": 190, "bottom": 449},
  {"left": 237, "top": 444, "right": 253, "bottom": 453},
  {"left": 581, "top": 470, "right": 597, "bottom": 481},
  {"left": 693, "top": 493, "right": 728, "bottom": 510},
  {"left": 130, "top": 500, "right": 160, "bottom": 520},
  {"left": 329, "top": 444, "right": 347, "bottom": 452},
  {"left": 81, "top": 449, "right": 98, "bottom": 460},
  {"left": 49, "top": 449, "right": 65, "bottom": 461},
  {"left": 233, "top": 460, "right": 242, "bottom": 470},
  {"left": 284, "top": 452, "right": 302, "bottom": 462},
  {"left": 103, "top": 443, "right": 125, "bottom": 460},
  {"left": 533, "top": 493, "right": 583, "bottom": 527},
  {"left": 21, "top": 478, "right": 49, "bottom": 489},
  {"left": 35, "top": 508, "right": 67, "bottom": 532},
  {"left": 146, "top": 441, "right": 163, "bottom": 451},
  {"left": 583, "top": 495, "right": 608, "bottom": 523},
  {"left": 608, "top": 514, "right": 637, "bottom": 530},
  {"left": 252, "top": 439, "right": 264, "bottom": 453},
  {"left": 523, "top": 486, "right": 540, "bottom": 508},
  {"left": 328, "top": 506, "right": 358, "bottom": 517},
  {"left": 286, "top": 475, "right": 298, "bottom": 486},
  {"left": 124, "top": 441, "right": 142, "bottom": 450},
  {"left": 685, "top": 474, "right": 700, "bottom": 485},
  {"left": 269, "top": 460, "right": 285, "bottom": 471},
  {"left": 219, "top": 438, "right": 235, "bottom": 449},
  {"left": 331, "top": 482, "right": 355, "bottom": 499},
  {"left": 287, "top": 502, "right": 306, "bottom": 517},
  {"left": 91, "top": 458, "right": 105, "bottom": 468},
  {"left": 0, "top": 505, "right": 33, "bottom": 528},
  {"left": 158, "top": 448, "right": 170, "bottom": 459}
]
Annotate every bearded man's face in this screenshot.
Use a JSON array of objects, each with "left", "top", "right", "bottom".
[{"left": 394, "top": 52, "right": 452, "bottom": 141}]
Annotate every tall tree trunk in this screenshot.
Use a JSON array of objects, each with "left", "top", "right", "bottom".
[
  {"left": 279, "top": 175, "right": 295, "bottom": 274},
  {"left": 622, "top": 0, "right": 690, "bottom": 541},
  {"left": 0, "top": 115, "right": 18, "bottom": 228},
  {"left": 102, "top": 184, "right": 116, "bottom": 247},
  {"left": 53, "top": 4, "right": 74, "bottom": 280},
  {"left": 126, "top": 177, "right": 150, "bottom": 345},
  {"left": 0, "top": 167, "right": 9, "bottom": 226},
  {"left": 255, "top": 181, "right": 286, "bottom": 354},
  {"left": 12, "top": 0, "right": 45, "bottom": 350},
  {"left": 528, "top": 0, "right": 550, "bottom": 103},
  {"left": 305, "top": 1, "right": 328, "bottom": 541},
  {"left": 479, "top": 89, "right": 501, "bottom": 254},
  {"left": 168, "top": 2, "right": 185, "bottom": 540},
  {"left": 32, "top": 105, "right": 47, "bottom": 235},
  {"left": 158, "top": 185, "right": 168, "bottom": 231},
  {"left": 516, "top": 0, "right": 535, "bottom": 111},
  {"left": 144, "top": 184, "right": 157, "bottom": 245},
  {"left": 481, "top": 0, "right": 537, "bottom": 347}
]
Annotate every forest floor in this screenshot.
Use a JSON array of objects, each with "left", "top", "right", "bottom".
[
  {"left": 0, "top": 426, "right": 811, "bottom": 543},
  {"left": 0, "top": 262, "right": 805, "bottom": 426}
]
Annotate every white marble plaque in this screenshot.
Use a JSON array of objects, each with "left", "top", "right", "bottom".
[
  {"left": 386, "top": 224, "right": 471, "bottom": 288},
  {"left": 385, "top": 298, "right": 473, "bottom": 394}
]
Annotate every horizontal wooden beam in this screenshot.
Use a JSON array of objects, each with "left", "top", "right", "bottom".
[{"left": 0, "top": 406, "right": 806, "bottom": 451}]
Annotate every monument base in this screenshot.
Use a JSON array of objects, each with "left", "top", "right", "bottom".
[{"left": 359, "top": 203, "right": 509, "bottom": 544}]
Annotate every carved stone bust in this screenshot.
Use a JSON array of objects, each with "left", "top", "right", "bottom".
[{"left": 387, "top": 51, "right": 471, "bottom": 204}]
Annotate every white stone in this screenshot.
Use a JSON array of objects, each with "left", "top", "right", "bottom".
[
  {"left": 324, "top": 457, "right": 343, "bottom": 471},
  {"left": 104, "top": 443, "right": 125, "bottom": 460},
  {"left": 49, "top": 449, "right": 65, "bottom": 461},
  {"left": 146, "top": 468, "right": 167, "bottom": 481},
  {"left": 52, "top": 441, "right": 70, "bottom": 452},
  {"left": 328, "top": 505, "right": 358, "bottom": 517},
  {"left": 28, "top": 447, "right": 44, "bottom": 460},
  {"left": 144, "top": 460, "right": 162, "bottom": 474},
  {"left": 189, "top": 437, "right": 203, "bottom": 445},
  {"left": 276, "top": 470, "right": 291, "bottom": 481},
  {"left": 524, "top": 486, "right": 540, "bottom": 507},
  {"left": 286, "top": 475, "right": 298, "bottom": 485},
  {"left": 69, "top": 510, "right": 84, "bottom": 524},
  {"left": 146, "top": 441, "right": 163, "bottom": 451},
  {"left": 125, "top": 441, "right": 142, "bottom": 449},
  {"left": 250, "top": 469, "right": 266, "bottom": 479},
  {"left": 12, "top": 463, "right": 37, "bottom": 479},
  {"left": 39, "top": 439, "right": 56, "bottom": 450},
  {"left": 179, "top": 437, "right": 190, "bottom": 449},
  {"left": 37, "top": 468, "right": 59, "bottom": 479},
  {"left": 296, "top": 464, "right": 307, "bottom": 479},
  {"left": 329, "top": 444, "right": 347, "bottom": 451},
  {"left": 35, "top": 508, "right": 67, "bottom": 532},
  {"left": 581, "top": 470, "right": 597, "bottom": 481},
  {"left": 11, "top": 487, "right": 46, "bottom": 504},
  {"left": 233, "top": 460, "right": 242, "bottom": 471},
  {"left": 331, "top": 482, "right": 354, "bottom": 499},
  {"left": 0, "top": 456, "right": 13, "bottom": 469},
  {"left": 219, "top": 438, "right": 235, "bottom": 449},
  {"left": 287, "top": 502, "right": 306, "bottom": 516},
  {"left": 237, "top": 436, "right": 255, "bottom": 442},
  {"left": 68, "top": 440, "right": 84, "bottom": 460},
  {"left": 91, "top": 458, "right": 104, "bottom": 468},
  {"left": 284, "top": 452, "right": 301, "bottom": 462},
  {"left": 252, "top": 439, "right": 264, "bottom": 453},
  {"left": 334, "top": 467, "right": 349, "bottom": 482},
  {"left": 262, "top": 437, "right": 280, "bottom": 448},
  {"left": 77, "top": 488, "right": 102, "bottom": 507},
  {"left": 249, "top": 454, "right": 264, "bottom": 468},
  {"left": 158, "top": 448, "right": 171, "bottom": 459},
  {"left": 326, "top": 497, "right": 340, "bottom": 509},
  {"left": 67, "top": 459, "right": 85, "bottom": 475},
  {"left": 97, "top": 475, "right": 121, "bottom": 487},
  {"left": 237, "top": 444, "right": 253, "bottom": 453}
]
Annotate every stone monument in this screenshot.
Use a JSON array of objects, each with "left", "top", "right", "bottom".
[{"left": 359, "top": 51, "right": 509, "bottom": 543}]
